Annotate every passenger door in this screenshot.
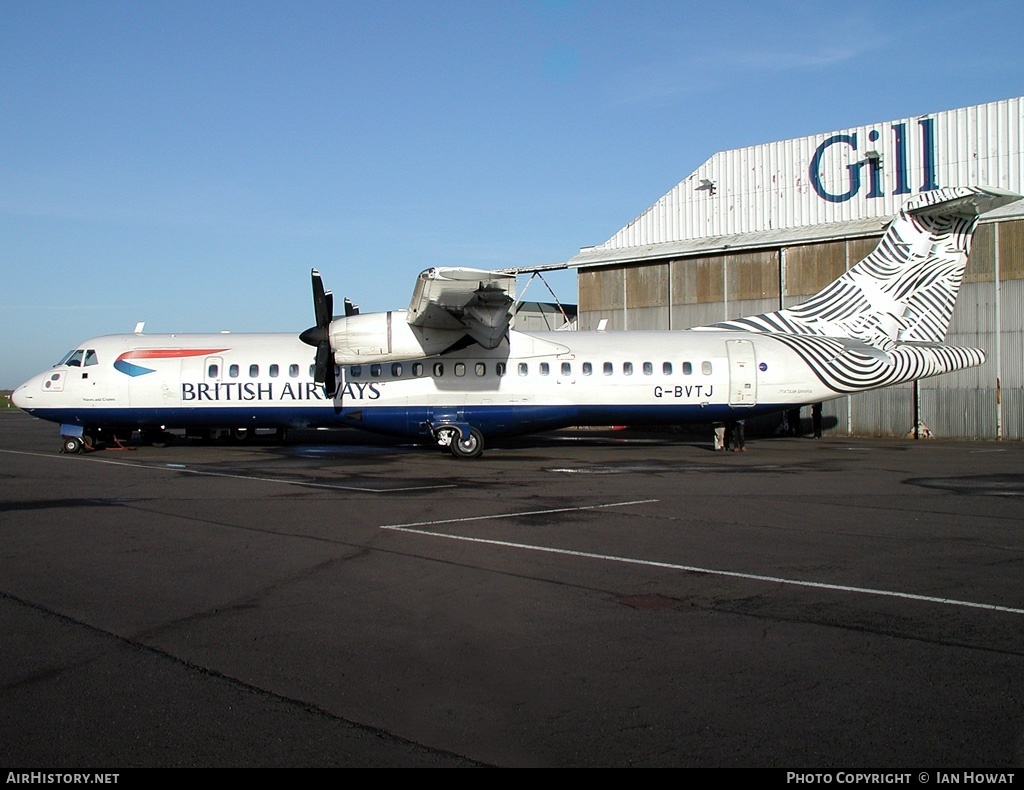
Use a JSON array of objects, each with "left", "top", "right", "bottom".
[{"left": 726, "top": 339, "right": 758, "bottom": 406}]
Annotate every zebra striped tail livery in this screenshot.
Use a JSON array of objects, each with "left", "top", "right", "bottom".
[{"left": 701, "top": 186, "right": 1019, "bottom": 394}]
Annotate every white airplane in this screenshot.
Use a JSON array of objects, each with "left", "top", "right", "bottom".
[{"left": 12, "top": 186, "right": 1019, "bottom": 458}]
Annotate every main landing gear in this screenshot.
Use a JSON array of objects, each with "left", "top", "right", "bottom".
[{"left": 433, "top": 425, "right": 485, "bottom": 459}]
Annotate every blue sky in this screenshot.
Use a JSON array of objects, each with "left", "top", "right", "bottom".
[{"left": 3, "top": 0, "right": 1023, "bottom": 387}]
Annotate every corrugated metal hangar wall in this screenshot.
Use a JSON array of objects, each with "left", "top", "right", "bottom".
[{"left": 570, "top": 97, "right": 1024, "bottom": 440}]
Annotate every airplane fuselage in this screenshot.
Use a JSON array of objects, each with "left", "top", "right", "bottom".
[{"left": 13, "top": 327, "right": 843, "bottom": 443}]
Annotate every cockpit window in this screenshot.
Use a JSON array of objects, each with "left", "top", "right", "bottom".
[
  {"left": 84, "top": 349, "right": 98, "bottom": 367},
  {"left": 64, "top": 350, "right": 85, "bottom": 367}
]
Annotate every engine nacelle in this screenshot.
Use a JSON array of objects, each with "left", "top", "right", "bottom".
[{"left": 329, "top": 310, "right": 465, "bottom": 365}]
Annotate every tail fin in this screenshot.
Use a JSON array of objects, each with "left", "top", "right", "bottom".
[{"left": 711, "top": 186, "right": 1021, "bottom": 349}]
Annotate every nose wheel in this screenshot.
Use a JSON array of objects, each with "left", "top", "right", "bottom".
[{"left": 61, "top": 436, "right": 84, "bottom": 454}]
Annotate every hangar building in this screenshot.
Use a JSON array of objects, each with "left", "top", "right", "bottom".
[{"left": 567, "top": 96, "right": 1024, "bottom": 440}]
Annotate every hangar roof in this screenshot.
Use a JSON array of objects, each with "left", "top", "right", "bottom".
[
  {"left": 568, "top": 96, "right": 1024, "bottom": 270},
  {"left": 569, "top": 216, "right": 889, "bottom": 269}
]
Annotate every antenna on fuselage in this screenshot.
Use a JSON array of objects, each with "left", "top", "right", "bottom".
[{"left": 133, "top": 322, "right": 145, "bottom": 334}]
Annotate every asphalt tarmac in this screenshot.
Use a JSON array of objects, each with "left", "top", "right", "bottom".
[{"left": 1, "top": 413, "right": 1023, "bottom": 768}]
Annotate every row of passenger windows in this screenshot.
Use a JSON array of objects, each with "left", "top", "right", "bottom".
[
  {"left": 62, "top": 353, "right": 716, "bottom": 381},
  {"left": 348, "top": 360, "right": 714, "bottom": 379},
  {"left": 208, "top": 363, "right": 308, "bottom": 379},
  {"left": 205, "top": 360, "right": 716, "bottom": 381}
]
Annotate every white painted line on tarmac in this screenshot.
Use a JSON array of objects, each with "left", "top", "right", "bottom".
[
  {"left": 384, "top": 507, "right": 1024, "bottom": 616},
  {"left": 382, "top": 499, "right": 659, "bottom": 530}
]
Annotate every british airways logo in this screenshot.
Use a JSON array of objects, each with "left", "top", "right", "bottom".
[
  {"left": 809, "top": 118, "right": 939, "bottom": 204},
  {"left": 179, "top": 381, "right": 379, "bottom": 402},
  {"left": 114, "top": 348, "right": 229, "bottom": 377}
]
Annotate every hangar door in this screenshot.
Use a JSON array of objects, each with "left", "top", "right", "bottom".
[{"left": 726, "top": 339, "right": 758, "bottom": 407}]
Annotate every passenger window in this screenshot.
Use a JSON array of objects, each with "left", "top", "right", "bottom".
[
  {"left": 702, "top": 361, "right": 713, "bottom": 375},
  {"left": 249, "top": 364, "right": 259, "bottom": 378},
  {"left": 309, "top": 364, "right": 315, "bottom": 378},
  {"left": 582, "top": 362, "right": 592, "bottom": 376},
  {"left": 269, "top": 364, "right": 279, "bottom": 378},
  {"left": 229, "top": 364, "right": 239, "bottom": 378},
  {"left": 289, "top": 364, "right": 299, "bottom": 378},
  {"left": 208, "top": 363, "right": 219, "bottom": 378},
  {"left": 412, "top": 363, "right": 424, "bottom": 377},
  {"left": 84, "top": 350, "right": 98, "bottom": 367},
  {"left": 682, "top": 362, "right": 693, "bottom": 376},
  {"left": 518, "top": 363, "right": 528, "bottom": 376},
  {"left": 603, "top": 362, "right": 613, "bottom": 376},
  {"left": 392, "top": 363, "right": 403, "bottom": 377},
  {"left": 663, "top": 362, "right": 672, "bottom": 375},
  {"left": 370, "top": 364, "right": 382, "bottom": 377},
  {"left": 496, "top": 363, "right": 506, "bottom": 377},
  {"left": 561, "top": 362, "right": 571, "bottom": 376},
  {"left": 433, "top": 362, "right": 444, "bottom": 377},
  {"left": 643, "top": 362, "right": 653, "bottom": 375},
  {"left": 350, "top": 366, "right": 362, "bottom": 378},
  {"left": 539, "top": 362, "right": 549, "bottom": 376},
  {"left": 623, "top": 362, "right": 633, "bottom": 376},
  {"left": 454, "top": 363, "right": 466, "bottom": 377},
  {"left": 475, "top": 363, "right": 486, "bottom": 377}
]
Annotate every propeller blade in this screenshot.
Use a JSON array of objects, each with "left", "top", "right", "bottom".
[
  {"left": 313, "top": 342, "right": 330, "bottom": 382},
  {"left": 323, "top": 354, "right": 337, "bottom": 396},
  {"left": 302, "top": 268, "right": 338, "bottom": 396},
  {"left": 344, "top": 297, "right": 359, "bottom": 317},
  {"left": 311, "top": 268, "right": 333, "bottom": 330},
  {"left": 314, "top": 341, "right": 336, "bottom": 394}
]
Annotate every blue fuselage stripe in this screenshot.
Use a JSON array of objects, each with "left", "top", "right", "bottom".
[{"left": 24, "top": 402, "right": 788, "bottom": 438}]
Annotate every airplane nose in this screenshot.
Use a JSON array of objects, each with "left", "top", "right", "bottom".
[
  {"left": 11, "top": 383, "right": 30, "bottom": 410},
  {"left": 11, "top": 377, "right": 40, "bottom": 411}
]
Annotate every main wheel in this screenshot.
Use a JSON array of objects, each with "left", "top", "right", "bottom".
[{"left": 449, "top": 427, "right": 484, "bottom": 459}]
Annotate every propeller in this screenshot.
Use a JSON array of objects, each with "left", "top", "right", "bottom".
[{"left": 299, "top": 268, "right": 337, "bottom": 395}]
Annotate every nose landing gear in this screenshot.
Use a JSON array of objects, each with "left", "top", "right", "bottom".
[{"left": 61, "top": 435, "right": 85, "bottom": 454}]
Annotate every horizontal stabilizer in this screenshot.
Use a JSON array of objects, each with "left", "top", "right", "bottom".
[
  {"left": 756, "top": 331, "right": 986, "bottom": 393},
  {"left": 905, "top": 186, "right": 1020, "bottom": 219}
]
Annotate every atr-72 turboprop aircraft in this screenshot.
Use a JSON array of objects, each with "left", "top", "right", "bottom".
[{"left": 12, "top": 186, "right": 1020, "bottom": 458}]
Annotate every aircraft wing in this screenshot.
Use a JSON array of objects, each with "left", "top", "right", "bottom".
[{"left": 407, "top": 267, "right": 516, "bottom": 350}]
